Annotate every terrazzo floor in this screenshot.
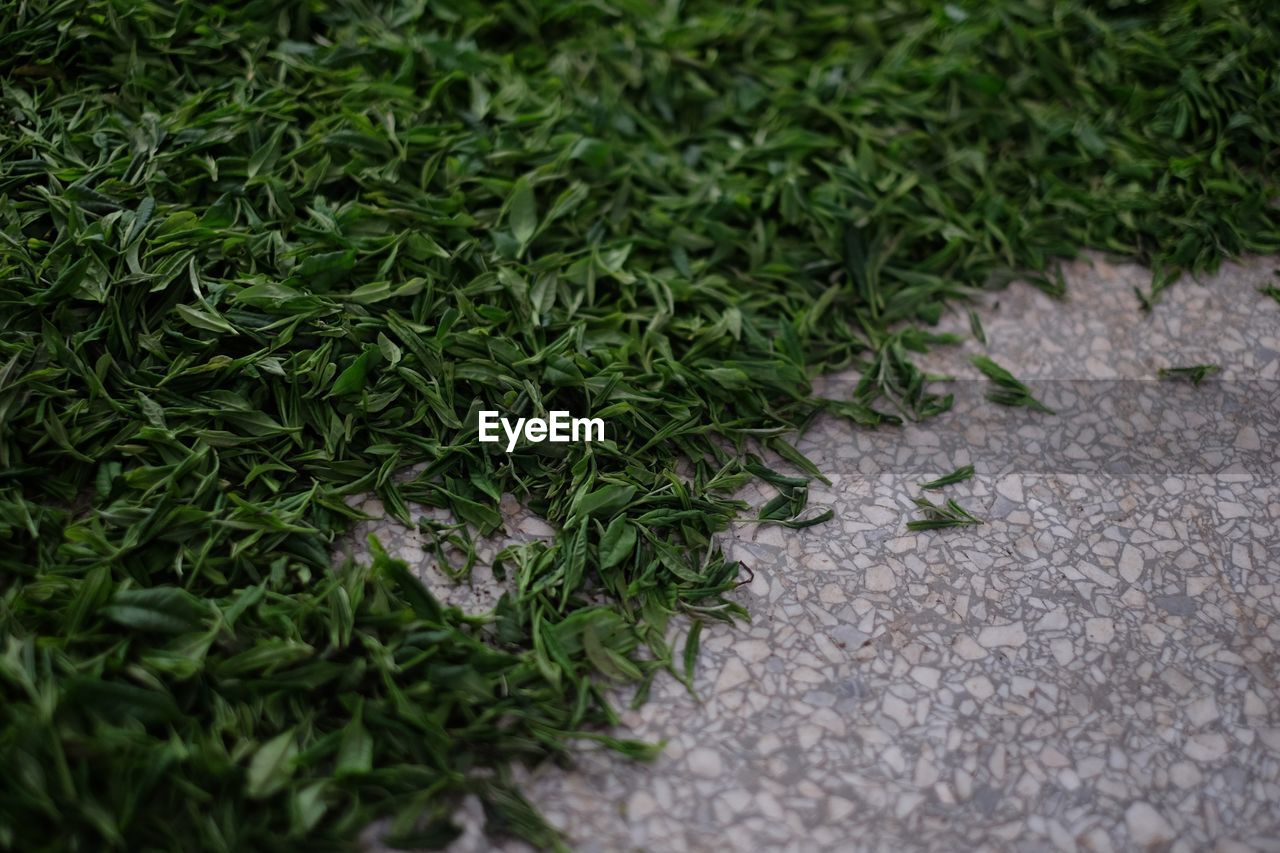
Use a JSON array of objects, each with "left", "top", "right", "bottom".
[{"left": 343, "top": 254, "right": 1280, "bottom": 852}]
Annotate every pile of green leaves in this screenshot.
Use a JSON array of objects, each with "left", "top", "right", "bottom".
[{"left": 2, "top": 0, "right": 1278, "bottom": 848}]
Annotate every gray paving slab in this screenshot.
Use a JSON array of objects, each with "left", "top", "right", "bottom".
[{"left": 345, "top": 254, "right": 1280, "bottom": 852}]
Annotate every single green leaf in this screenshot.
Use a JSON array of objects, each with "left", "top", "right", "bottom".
[
  {"left": 508, "top": 177, "right": 538, "bottom": 247},
  {"left": 102, "top": 587, "right": 207, "bottom": 634},
  {"left": 574, "top": 484, "right": 637, "bottom": 520},
  {"left": 247, "top": 730, "right": 299, "bottom": 799},
  {"left": 599, "top": 516, "right": 637, "bottom": 570},
  {"left": 330, "top": 348, "right": 379, "bottom": 397},
  {"left": 919, "top": 464, "right": 975, "bottom": 490}
]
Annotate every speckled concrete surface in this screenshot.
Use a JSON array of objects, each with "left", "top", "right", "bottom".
[{"left": 343, "top": 254, "right": 1280, "bottom": 852}]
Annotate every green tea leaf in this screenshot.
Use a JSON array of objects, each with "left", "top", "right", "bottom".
[
  {"left": 247, "top": 730, "right": 300, "bottom": 799},
  {"left": 102, "top": 588, "right": 207, "bottom": 634},
  {"left": 574, "top": 484, "right": 637, "bottom": 520},
  {"left": 508, "top": 177, "right": 538, "bottom": 247},
  {"left": 1157, "top": 364, "right": 1220, "bottom": 385},
  {"left": 336, "top": 713, "right": 373, "bottom": 777},
  {"left": 598, "top": 516, "right": 636, "bottom": 570},
  {"left": 330, "top": 348, "right": 379, "bottom": 397},
  {"left": 919, "top": 465, "right": 975, "bottom": 490},
  {"left": 971, "top": 356, "right": 1054, "bottom": 414}
]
